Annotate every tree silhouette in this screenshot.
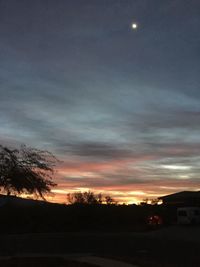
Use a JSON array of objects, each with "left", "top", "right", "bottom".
[
  {"left": 0, "top": 145, "right": 57, "bottom": 199},
  {"left": 105, "top": 195, "right": 116, "bottom": 205},
  {"left": 67, "top": 191, "right": 100, "bottom": 205},
  {"left": 67, "top": 191, "right": 116, "bottom": 205}
]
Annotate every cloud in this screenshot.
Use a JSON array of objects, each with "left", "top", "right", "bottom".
[{"left": 64, "top": 142, "right": 133, "bottom": 160}]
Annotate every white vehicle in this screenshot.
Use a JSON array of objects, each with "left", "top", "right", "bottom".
[{"left": 177, "top": 207, "right": 200, "bottom": 225}]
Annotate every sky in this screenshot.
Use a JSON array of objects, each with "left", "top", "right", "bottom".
[{"left": 0, "top": 0, "right": 200, "bottom": 204}]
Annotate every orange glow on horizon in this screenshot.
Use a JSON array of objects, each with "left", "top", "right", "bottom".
[{"left": 11, "top": 152, "right": 200, "bottom": 205}]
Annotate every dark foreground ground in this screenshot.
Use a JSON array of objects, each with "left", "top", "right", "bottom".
[
  {"left": 0, "top": 257, "right": 97, "bottom": 267},
  {"left": 0, "top": 226, "right": 200, "bottom": 267}
]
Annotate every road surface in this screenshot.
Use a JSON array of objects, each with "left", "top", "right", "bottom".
[{"left": 0, "top": 226, "right": 199, "bottom": 267}]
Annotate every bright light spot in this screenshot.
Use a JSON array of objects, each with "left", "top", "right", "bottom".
[
  {"left": 161, "top": 165, "right": 191, "bottom": 170},
  {"left": 157, "top": 200, "right": 163, "bottom": 205},
  {"left": 132, "top": 23, "right": 138, "bottom": 29}
]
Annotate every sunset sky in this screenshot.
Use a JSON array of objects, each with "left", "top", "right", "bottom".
[{"left": 0, "top": 0, "right": 200, "bottom": 204}]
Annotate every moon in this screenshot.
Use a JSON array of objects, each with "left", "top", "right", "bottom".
[{"left": 131, "top": 23, "right": 138, "bottom": 29}]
